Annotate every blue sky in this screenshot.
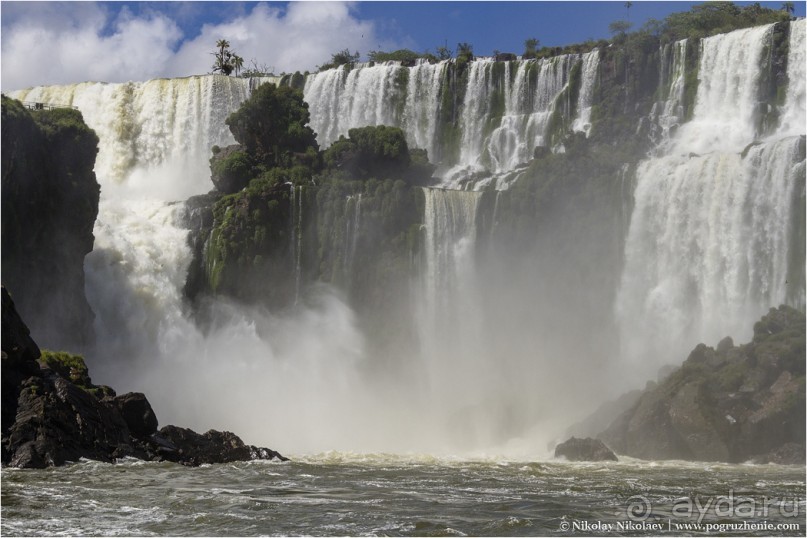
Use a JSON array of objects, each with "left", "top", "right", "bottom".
[{"left": 2, "top": 1, "right": 805, "bottom": 90}]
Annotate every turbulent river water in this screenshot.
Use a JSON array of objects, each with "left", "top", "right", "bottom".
[{"left": 2, "top": 455, "right": 804, "bottom": 536}]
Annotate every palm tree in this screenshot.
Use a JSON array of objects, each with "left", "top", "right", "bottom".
[
  {"left": 782, "top": 2, "right": 795, "bottom": 14},
  {"left": 233, "top": 55, "right": 244, "bottom": 77},
  {"left": 212, "top": 39, "right": 236, "bottom": 75},
  {"left": 216, "top": 39, "right": 230, "bottom": 57}
]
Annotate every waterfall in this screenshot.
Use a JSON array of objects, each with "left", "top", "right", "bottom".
[
  {"left": 419, "top": 187, "right": 511, "bottom": 443},
  {"left": 403, "top": 61, "right": 447, "bottom": 164},
  {"left": 420, "top": 188, "right": 485, "bottom": 402},
  {"left": 10, "top": 76, "right": 277, "bottom": 199},
  {"left": 421, "top": 188, "right": 481, "bottom": 319},
  {"left": 684, "top": 25, "right": 774, "bottom": 152},
  {"left": 8, "top": 75, "right": 271, "bottom": 355},
  {"left": 572, "top": 49, "right": 600, "bottom": 136},
  {"left": 616, "top": 23, "right": 806, "bottom": 384},
  {"left": 304, "top": 62, "right": 409, "bottom": 148},
  {"left": 6, "top": 20, "right": 804, "bottom": 452},
  {"left": 342, "top": 193, "right": 362, "bottom": 285},
  {"left": 7, "top": 76, "right": 375, "bottom": 449},
  {"left": 304, "top": 55, "right": 587, "bottom": 190},
  {"left": 651, "top": 39, "right": 688, "bottom": 143},
  {"left": 455, "top": 59, "right": 498, "bottom": 174},
  {"left": 287, "top": 184, "right": 305, "bottom": 305},
  {"left": 780, "top": 19, "right": 806, "bottom": 137}
]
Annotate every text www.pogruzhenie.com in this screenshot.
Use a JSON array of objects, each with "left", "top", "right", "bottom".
[
  {"left": 558, "top": 492, "right": 803, "bottom": 534},
  {"left": 559, "top": 520, "right": 801, "bottom": 534}
]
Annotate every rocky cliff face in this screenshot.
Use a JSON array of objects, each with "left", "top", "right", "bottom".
[
  {"left": 1, "top": 96, "right": 100, "bottom": 350},
  {"left": 599, "top": 306, "right": 805, "bottom": 464}
]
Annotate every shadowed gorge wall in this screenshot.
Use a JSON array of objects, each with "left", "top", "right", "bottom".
[{"left": 1, "top": 96, "right": 100, "bottom": 350}]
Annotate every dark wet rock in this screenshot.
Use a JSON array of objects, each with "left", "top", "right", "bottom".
[
  {"left": 599, "top": 306, "right": 805, "bottom": 463},
  {"left": 1, "top": 288, "right": 287, "bottom": 468},
  {"left": 112, "top": 392, "right": 158, "bottom": 439},
  {"left": 1, "top": 97, "right": 100, "bottom": 350},
  {"left": 752, "top": 442, "right": 806, "bottom": 465},
  {"left": 555, "top": 437, "right": 618, "bottom": 462},
  {"left": 2, "top": 286, "right": 42, "bottom": 444},
  {"left": 533, "top": 146, "right": 551, "bottom": 160},
  {"left": 6, "top": 374, "right": 133, "bottom": 468},
  {"left": 182, "top": 191, "right": 223, "bottom": 303},
  {"left": 158, "top": 425, "right": 288, "bottom": 466},
  {"left": 2, "top": 286, "right": 41, "bottom": 367}
]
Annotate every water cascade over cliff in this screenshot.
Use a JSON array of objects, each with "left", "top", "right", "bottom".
[
  {"left": 7, "top": 20, "right": 804, "bottom": 454},
  {"left": 304, "top": 51, "right": 600, "bottom": 189},
  {"left": 616, "top": 21, "right": 806, "bottom": 383},
  {"left": 420, "top": 188, "right": 485, "bottom": 421}
]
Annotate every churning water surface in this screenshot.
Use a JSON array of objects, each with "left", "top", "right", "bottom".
[{"left": 2, "top": 455, "right": 804, "bottom": 536}]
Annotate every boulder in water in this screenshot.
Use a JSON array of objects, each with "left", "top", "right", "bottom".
[
  {"left": 112, "top": 392, "right": 158, "bottom": 439},
  {"left": 157, "top": 426, "right": 288, "bottom": 466},
  {"left": 555, "top": 437, "right": 618, "bottom": 461}
]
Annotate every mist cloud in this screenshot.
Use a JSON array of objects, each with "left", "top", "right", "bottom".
[{"left": 1, "top": 2, "right": 398, "bottom": 91}]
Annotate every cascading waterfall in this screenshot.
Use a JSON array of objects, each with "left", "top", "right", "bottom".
[
  {"left": 304, "top": 53, "right": 596, "bottom": 190},
  {"left": 650, "top": 39, "right": 688, "bottom": 143},
  {"left": 11, "top": 76, "right": 278, "bottom": 198},
  {"left": 571, "top": 49, "right": 600, "bottom": 136},
  {"left": 616, "top": 22, "right": 806, "bottom": 384},
  {"left": 9, "top": 76, "right": 374, "bottom": 453},
  {"left": 780, "top": 19, "right": 806, "bottom": 137},
  {"left": 421, "top": 188, "right": 481, "bottom": 326},
  {"left": 443, "top": 54, "right": 583, "bottom": 188},
  {"left": 9, "top": 75, "right": 268, "bottom": 356},
  {"left": 419, "top": 188, "right": 503, "bottom": 444},
  {"left": 290, "top": 184, "right": 304, "bottom": 305},
  {"left": 6, "top": 20, "right": 804, "bottom": 454},
  {"left": 404, "top": 60, "right": 446, "bottom": 165},
  {"left": 304, "top": 62, "right": 410, "bottom": 148},
  {"left": 342, "top": 193, "right": 362, "bottom": 285}
]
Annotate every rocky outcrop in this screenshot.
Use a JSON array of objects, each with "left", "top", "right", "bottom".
[
  {"left": 1, "top": 96, "right": 100, "bottom": 350},
  {"left": 555, "top": 437, "right": 618, "bottom": 461},
  {"left": 599, "top": 306, "right": 805, "bottom": 463},
  {"left": 156, "top": 426, "right": 288, "bottom": 466},
  {"left": 1, "top": 287, "right": 287, "bottom": 468}
]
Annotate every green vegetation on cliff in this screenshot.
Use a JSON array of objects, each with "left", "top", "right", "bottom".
[
  {"left": 191, "top": 85, "right": 430, "bottom": 323},
  {"left": 658, "top": 1, "right": 790, "bottom": 42},
  {"left": 225, "top": 83, "right": 319, "bottom": 169}
]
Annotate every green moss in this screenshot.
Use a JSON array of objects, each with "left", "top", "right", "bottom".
[{"left": 40, "top": 350, "right": 91, "bottom": 387}]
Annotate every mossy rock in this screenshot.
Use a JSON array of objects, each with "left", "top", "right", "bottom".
[{"left": 39, "top": 350, "right": 92, "bottom": 388}]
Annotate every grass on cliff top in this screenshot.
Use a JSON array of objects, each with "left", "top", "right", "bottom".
[{"left": 39, "top": 349, "right": 90, "bottom": 386}]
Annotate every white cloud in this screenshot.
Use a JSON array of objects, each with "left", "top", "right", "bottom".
[
  {"left": 1, "top": 3, "right": 182, "bottom": 90},
  {"left": 1, "top": 2, "right": 401, "bottom": 91}
]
